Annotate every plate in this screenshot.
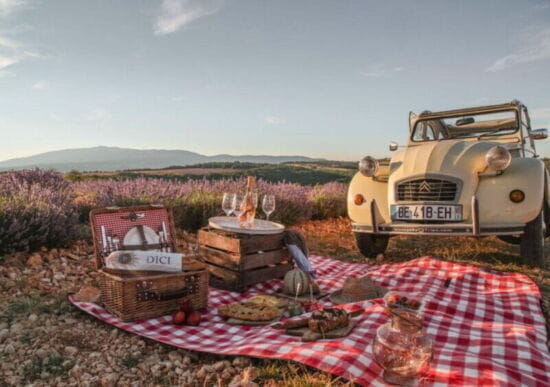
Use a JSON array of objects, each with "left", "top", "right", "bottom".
[
  {"left": 208, "top": 216, "right": 285, "bottom": 235},
  {"left": 123, "top": 225, "right": 160, "bottom": 248}
]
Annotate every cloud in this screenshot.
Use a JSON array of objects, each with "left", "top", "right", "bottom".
[
  {"left": 265, "top": 116, "right": 285, "bottom": 125},
  {"left": 487, "top": 27, "right": 550, "bottom": 72},
  {"left": 360, "top": 64, "right": 404, "bottom": 78},
  {"left": 0, "top": 55, "right": 18, "bottom": 70},
  {"left": 0, "top": 33, "right": 39, "bottom": 76},
  {"left": 154, "top": 0, "right": 223, "bottom": 35},
  {"left": 0, "top": 0, "right": 25, "bottom": 17},
  {"left": 32, "top": 80, "right": 46, "bottom": 89},
  {"left": 0, "top": 34, "right": 19, "bottom": 49}
]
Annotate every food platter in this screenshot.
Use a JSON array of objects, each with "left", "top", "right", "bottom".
[{"left": 208, "top": 216, "right": 285, "bottom": 235}]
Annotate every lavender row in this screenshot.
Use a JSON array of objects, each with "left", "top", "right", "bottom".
[{"left": 0, "top": 170, "right": 347, "bottom": 254}]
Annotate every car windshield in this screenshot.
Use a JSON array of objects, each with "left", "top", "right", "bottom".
[{"left": 411, "top": 110, "right": 518, "bottom": 142}]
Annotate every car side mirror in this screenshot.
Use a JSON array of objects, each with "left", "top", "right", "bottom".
[
  {"left": 389, "top": 141, "right": 399, "bottom": 151},
  {"left": 530, "top": 128, "right": 548, "bottom": 140}
]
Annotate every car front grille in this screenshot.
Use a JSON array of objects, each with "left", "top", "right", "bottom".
[{"left": 396, "top": 178, "right": 458, "bottom": 202}]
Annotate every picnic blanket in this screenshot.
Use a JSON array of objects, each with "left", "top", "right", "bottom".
[{"left": 70, "top": 256, "right": 550, "bottom": 386}]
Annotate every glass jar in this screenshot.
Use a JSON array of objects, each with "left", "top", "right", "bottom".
[{"left": 372, "top": 308, "right": 433, "bottom": 385}]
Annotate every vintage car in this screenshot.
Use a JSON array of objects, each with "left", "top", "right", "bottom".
[{"left": 348, "top": 100, "right": 549, "bottom": 266}]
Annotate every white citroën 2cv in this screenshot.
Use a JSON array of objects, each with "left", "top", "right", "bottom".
[{"left": 348, "top": 101, "right": 549, "bottom": 266}]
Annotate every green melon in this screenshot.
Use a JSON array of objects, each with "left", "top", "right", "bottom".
[{"left": 283, "top": 268, "right": 311, "bottom": 296}]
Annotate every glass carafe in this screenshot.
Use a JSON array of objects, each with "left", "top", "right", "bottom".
[{"left": 372, "top": 308, "right": 433, "bottom": 385}]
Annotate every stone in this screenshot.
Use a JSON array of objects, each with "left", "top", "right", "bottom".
[
  {"left": 100, "top": 373, "right": 119, "bottom": 387},
  {"left": 196, "top": 366, "right": 207, "bottom": 379},
  {"left": 167, "top": 351, "right": 182, "bottom": 363},
  {"left": 5, "top": 343, "right": 15, "bottom": 354},
  {"left": 64, "top": 346, "right": 78, "bottom": 356},
  {"left": 73, "top": 285, "right": 101, "bottom": 303},
  {"left": 53, "top": 273, "right": 65, "bottom": 281},
  {"left": 213, "top": 361, "right": 226, "bottom": 372},
  {"left": 27, "top": 254, "right": 43, "bottom": 267},
  {"left": 0, "top": 329, "right": 9, "bottom": 343},
  {"left": 232, "top": 357, "right": 251, "bottom": 368},
  {"left": 36, "top": 348, "right": 48, "bottom": 359},
  {"left": 28, "top": 314, "right": 38, "bottom": 322}
]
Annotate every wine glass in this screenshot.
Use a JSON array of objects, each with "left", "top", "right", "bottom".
[
  {"left": 222, "top": 193, "right": 236, "bottom": 216},
  {"left": 233, "top": 194, "right": 244, "bottom": 217},
  {"left": 262, "top": 194, "right": 276, "bottom": 221}
]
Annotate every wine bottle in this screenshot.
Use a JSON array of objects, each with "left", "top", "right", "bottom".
[{"left": 238, "top": 176, "right": 257, "bottom": 228}]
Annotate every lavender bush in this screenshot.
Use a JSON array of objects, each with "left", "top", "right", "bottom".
[
  {"left": 72, "top": 177, "right": 331, "bottom": 230},
  {"left": 0, "top": 170, "right": 79, "bottom": 254},
  {"left": 0, "top": 170, "right": 347, "bottom": 254},
  {"left": 309, "top": 182, "right": 348, "bottom": 220}
]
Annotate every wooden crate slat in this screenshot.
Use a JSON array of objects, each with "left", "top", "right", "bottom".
[
  {"left": 241, "top": 249, "right": 291, "bottom": 270},
  {"left": 198, "top": 229, "right": 242, "bottom": 254},
  {"left": 203, "top": 261, "right": 239, "bottom": 282},
  {"left": 242, "top": 262, "right": 293, "bottom": 287},
  {"left": 239, "top": 233, "right": 285, "bottom": 254},
  {"left": 199, "top": 246, "right": 241, "bottom": 270}
]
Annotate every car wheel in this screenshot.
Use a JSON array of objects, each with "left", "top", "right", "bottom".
[
  {"left": 354, "top": 232, "right": 389, "bottom": 258},
  {"left": 519, "top": 206, "right": 547, "bottom": 267}
]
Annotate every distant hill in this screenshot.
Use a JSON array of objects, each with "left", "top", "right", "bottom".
[{"left": 0, "top": 146, "right": 322, "bottom": 172}]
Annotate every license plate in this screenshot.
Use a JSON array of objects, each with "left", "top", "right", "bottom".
[{"left": 391, "top": 205, "right": 462, "bottom": 221}]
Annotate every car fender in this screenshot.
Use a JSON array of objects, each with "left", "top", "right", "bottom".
[
  {"left": 476, "top": 158, "right": 546, "bottom": 224},
  {"left": 347, "top": 172, "right": 389, "bottom": 226}
]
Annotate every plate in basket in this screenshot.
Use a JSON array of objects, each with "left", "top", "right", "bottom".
[{"left": 208, "top": 216, "right": 285, "bottom": 235}]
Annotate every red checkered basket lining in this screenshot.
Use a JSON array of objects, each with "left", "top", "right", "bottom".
[
  {"left": 70, "top": 256, "right": 550, "bottom": 386},
  {"left": 91, "top": 207, "right": 176, "bottom": 265}
]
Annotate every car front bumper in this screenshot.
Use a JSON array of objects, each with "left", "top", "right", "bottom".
[{"left": 352, "top": 196, "right": 525, "bottom": 236}]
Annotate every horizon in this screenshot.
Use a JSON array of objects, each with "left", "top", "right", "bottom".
[{"left": 1, "top": 0, "right": 550, "bottom": 161}]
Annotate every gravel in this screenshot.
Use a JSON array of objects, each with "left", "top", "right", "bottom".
[{"left": 0, "top": 237, "right": 262, "bottom": 386}]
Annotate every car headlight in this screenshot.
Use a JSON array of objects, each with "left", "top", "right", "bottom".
[
  {"left": 485, "top": 145, "right": 511, "bottom": 171},
  {"left": 359, "top": 156, "right": 379, "bottom": 177}
]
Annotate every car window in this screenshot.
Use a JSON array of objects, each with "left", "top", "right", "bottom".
[
  {"left": 411, "top": 110, "right": 518, "bottom": 142},
  {"left": 412, "top": 121, "right": 438, "bottom": 141}
]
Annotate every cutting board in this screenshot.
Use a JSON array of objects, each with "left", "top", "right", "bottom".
[{"left": 283, "top": 319, "right": 359, "bottom": 342}]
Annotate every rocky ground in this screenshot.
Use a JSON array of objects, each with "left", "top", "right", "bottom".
[
  {"left": 0, "top": 230, "right": 341, "bottom": 387},
  {"left": 0, "top": 218, "right": 548, "bottom": 386}
]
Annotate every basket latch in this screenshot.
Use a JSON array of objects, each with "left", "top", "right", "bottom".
[{"left": 135, "top": 275, "right": 199, "bottom": 301}]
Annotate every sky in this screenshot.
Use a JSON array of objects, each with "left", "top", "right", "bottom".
[{"left": 0, "top": 0, "right": 549, "bottom": 162}]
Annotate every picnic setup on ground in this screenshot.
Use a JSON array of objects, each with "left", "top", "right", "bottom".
[{"left": 69, "top": 177, "right": 550, "bottom": 385}]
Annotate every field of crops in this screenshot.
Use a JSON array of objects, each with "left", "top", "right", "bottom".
[
  {"left": 74, "top": 161, "right": 357, "bottom": 185},
  {"left": 0, "top": 169, "right": 347, "bottom": 255}
]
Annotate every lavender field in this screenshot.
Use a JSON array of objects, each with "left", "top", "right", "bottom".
[{"left": 0, "top": 169, "right": 347, "bottom": 255}]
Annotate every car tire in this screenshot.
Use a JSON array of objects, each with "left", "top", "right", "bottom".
[
  {"left": 354, "top": 232, "right": 389, "bottom": 258},
  {"left": 519, "top": 206, "right": 547, "bottom": 267}
]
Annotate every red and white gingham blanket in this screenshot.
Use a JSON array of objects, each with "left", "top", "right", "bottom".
[{"left": 70, "top": 256, "right": 550, "bottom": 386}]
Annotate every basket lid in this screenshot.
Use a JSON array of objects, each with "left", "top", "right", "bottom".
[{"left": 90, "top": 205, "right": 178, "bottom": 269}]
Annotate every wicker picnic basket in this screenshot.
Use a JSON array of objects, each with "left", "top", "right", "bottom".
[{"left": 90, "top": 205, "right": 209, "bottom": 321}]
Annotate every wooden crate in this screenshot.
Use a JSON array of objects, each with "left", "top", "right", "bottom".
[{"left": 198, "top": 228, "right": 293, "bottom": 292}]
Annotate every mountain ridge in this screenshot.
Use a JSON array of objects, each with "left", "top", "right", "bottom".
[{"left": 0, "top": 146, "right": 322, "bottom": 172}]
